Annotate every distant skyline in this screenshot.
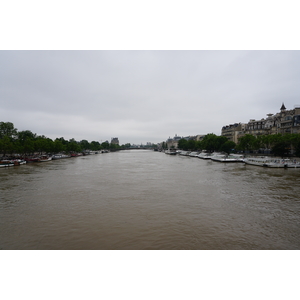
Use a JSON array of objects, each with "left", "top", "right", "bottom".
[{"left": 1, "top": 51, "right": 300, "bottom": 145}]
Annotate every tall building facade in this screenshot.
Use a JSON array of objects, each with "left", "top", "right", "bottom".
[
  {"left": 111, "top": 137, "right": 119, "bottom": 145},
  {"left": 221, "top": 123, "right": 245, "bottom": 144},
  {"left": 166, "top": 134, "right": 182, "bottom": 149},
  {"left": 221, "top": 104, "right": 300, "bottom": 142}
]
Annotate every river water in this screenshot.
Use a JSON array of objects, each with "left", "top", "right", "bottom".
[{"left": 1, "top": 150, "right": 300, "bottom": 250}]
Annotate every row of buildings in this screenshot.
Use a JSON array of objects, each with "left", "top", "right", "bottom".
[
  {"left": 221, "top": 103, "right": 300, "bottom": 144},
  {"left": 111, "top": 137, "right": 119, "bottom": 145},
  {"left": 161, "top": 104, "right": 300, "bottom": 149},
  {"left": 163, "top": 134, "right": 205, "bottom": 149}
]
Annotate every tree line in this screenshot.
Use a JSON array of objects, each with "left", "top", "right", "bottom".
[
  {"left": 237, "top": 133, "right": 300, "bottom": 157},
  {"left": 173, "top": 133, "right": 300, "bottom": 157},
  {"left": 0, "top": 121, "right": 131, "bottom": 157},
  {"left": 176, "top": 134, "right": 236, "bottom": 154}
]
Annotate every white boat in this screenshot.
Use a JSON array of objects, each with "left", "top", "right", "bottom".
[
  {"left": 281, "top": 159, "right": 300, "bottom": 168},
  {"left": 189, "top": 152, "right": 200, "bottom": 157},
  {"left": 197, "top": 152, "right": 213, "bottom": 159},
  {"left": 52, "top": 154, "right": 70, "bottom": 160},
  {"left": 179, "top": 151, "right": 191, "bottom": 156},
  {"left": 211, "top": 154, "right": 243, "bottom": 163},
  {"left": 0, "top": 160, "right": 14, "bottom": 167},
  {"left": 244, "top": 157, "right": 287, "bottom": 168},
  {"left": 0, "top": 159, "right": 26, "bottom": 166},
  {"left": 39, "top": 155, "right": 52, "bottom": 162},
  {"left": 165, "top": 150, "right": 177, "bottom": 155},
  {"left": 229, "top": 154, "right": 245, "bottom": 162},
  {"left": 244, "top": 157, "right": 270, "bottom": 167},
  {"left": 11, "top": 159, "right": 27, "bottom": 165},
  {"left": 211, "top": 154, "right": 226, "bottom": 162},
  {"left": 265, "top": 159, "right": 286, "bottom": 168},
  {"left": 209, "top": 152, "right": 224, "bottom": 160},
  {"left": 87, "top": 151, "right": 97, "bottom": 155},
  {"left": 0, "top": 164, "right": 12, "bottom": 168}
]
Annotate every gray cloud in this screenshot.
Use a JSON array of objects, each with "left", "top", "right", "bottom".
[{"left": 1, "top": 50, "right": 300, "bottom": 144}]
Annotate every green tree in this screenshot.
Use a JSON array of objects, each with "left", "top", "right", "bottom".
[
  {"left": 220, "top": 140, "right": 236, "bottom": 154},
  {"left": 109, "top": 143, "right": 121, "bottom": 151},
  {"left": 271, "top": 139, "right": 290, "bottom": 157},
  {"left": 201, "top": 134, "right": 220, "bottom": 152},
  {"left": 90, "top": 141, "right": 101, "bottom": 151},
  {"left": 258, "top": 135, "right": 272, "bottom": 150},
  {"left": 80, "top": 140, "right": 90, "bottom": 150},
  {"left": 187, "top": 139, "right": 196, "bottom": 150},
  {"left": 215, "top": 136, "right": 229, "bottom": 151},
  {"left": 15, "top": 130, "right": 36, "bottom": 155},
  {"left": 178, "top": 139, "right": 188, "bottom": 150},
  {"left": 0, "top": 122, "right": 18, "bottom": 156},
  {"left": 67, "top": 138, "right": 81, "bottom": 152},
  {"left": 290, "top": 134, "right": 300, "bottom": 157},
  {"left": 17, "top": 130, "right": 37, "bottom": 143},
  {"left": 124, "top": 143, "right": 131, "bottom": 148},
  {"left": 0, "top": 136, "right": 14, "bottom": 157},
  {"left": 43, "top": 138, "right": 54, "bottom": 153},
  {"left": 101, "top": 142, "right": 109, "bottom": 149},
  {"left": 0, "top": 122, "right": 17, "bottom": 139},
  {"left": 237, "top": 134, "right": 257, "bottom": 152},
  {"left": 53, "top": 139, "right": 65, "bottom": 153},
  {"left": 22, "top": 138, "right": 35, "bottom": 155},
  {"left": 195, "top": 140, "right": 203, "bottom": 150},
  {"left": 34, "top": 136, "right": 54, "bottom": 154}
]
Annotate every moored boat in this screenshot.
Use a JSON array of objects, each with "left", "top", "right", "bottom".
[
  {"left": 211, "top": 154, "right": 227, "bottom": 162},
  {"left": 211, "top": 154, "right": 245, "bottom": 163},
  {"left": 208, "top": 152, "right": 223, "bottom": 160},
  {"left": 25, "top": 157, "right": 40, "bottom": 163},
  {"left": 165, "top": 149, "right": 177, "bottom": 155},
  {"left": 211, "top": 154, "right": 233, "bottom": 162},
  {"left": 52, "top": 154, "right": 71, "bottom": 160},
  {"left": 229, "top": 154, "right": 245, "bottom": 162},
  {"left": 11, "top": 159, "right": 27, "bottom": 166},
  {"left": 0, "top": 160, "right": 14, "bottom": 167},
  {"left": 39, "top": 155, "right": 52, "bottom": 162},
  {"left": 197, "top": 152, "right": 213, "bottom": 159},
  {"left": 179, "top": 151, "right": 191, "bottom": 156},
  {"left": 264, "top": 159, "right": 286, "bottom": 168},
  {"left": 281, "top": 159, "right": 300, "bottom": 168},
  {"left": 244, "top": 157, "right": 287, "bottom": 168},
  {"left": 244, "top": 157, "right": 270, "bottom": 167},
  {"left": 189, "top": 151, "right": 200, "bottom": 157}
]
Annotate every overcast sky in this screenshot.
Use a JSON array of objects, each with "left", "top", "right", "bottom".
[{"left": 1, "top": 50, "right": 300, "bottom": 144}]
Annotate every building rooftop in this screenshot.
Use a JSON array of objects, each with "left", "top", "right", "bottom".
[{"left": 280, "top": 103, "right": 286, "bottom": 110}]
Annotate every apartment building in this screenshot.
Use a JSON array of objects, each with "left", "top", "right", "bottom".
[
  {"left": 221, "top": 103, "right": 300, "bottom": 142},
  {"left": 111, "top": 137, "right": 119, "bottom": 145},
  {"left": 166, "top": 134, "right": 182, "bottom": 149},
  {"left": 246, "top": 119, "right": 266, "bottom": 136},
  {"left": 221, "top": 123, "right": 245, "bottom": 144},
  {"left": 165, "top": 134, "right": 206, "bottom": 149}
]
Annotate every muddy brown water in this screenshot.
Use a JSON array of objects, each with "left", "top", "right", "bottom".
[{"left": 1, "top": 150, "right": 300, "bottom": 249}]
